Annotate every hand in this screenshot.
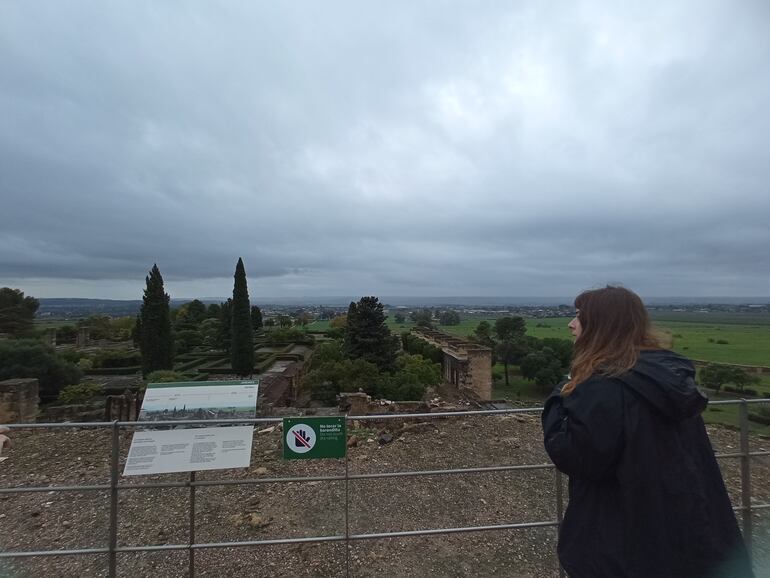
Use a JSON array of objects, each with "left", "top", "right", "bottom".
[
  {"left": 293, "top": 429, "right": 311, "bottom": 448},
  {"left": 0, "top": 426, "right": 11, "bottom": 457}
]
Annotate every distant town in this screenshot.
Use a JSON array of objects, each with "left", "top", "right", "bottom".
[{"left": 35, "top": 297, "right": 770, "bottom": 320}]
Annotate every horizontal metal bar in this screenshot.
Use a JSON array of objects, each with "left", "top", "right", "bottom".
[
  {"left": 119, "top": 474, "right": 346, "bottom": 491},
  {"left": 715, "top": 451, "right": 770, "bottom": 460},
  {"left": 0, "top": 547, "right": 109, "bottom": 559},
  {"left": 2, "top": 398, "right": 767, "bottom": 429},
  {"left": 348, "top": 463, "right": 554, "bottom": 480},
  {"left": 1, "top": 463, "right": 557, "bottom": 496},
  {"left": 0, "top": 484, "right": 109, "bottom": 495},
  {"left": 116, "top": 521, "right": 560, "bottom": 553},
  {"left": 119, "top": 463, "right": 556, "bottom": 492},
  {"left": 708, "top": 398, "right": 770, "bottom": 406},
  {"left": 349, "top": 407, "right": 543, "bottom": 420},
  {"left": 0, "top": 418, "right": 282, "bottom": 429},
  {"left": 349, "top": 520, "right": 558, "bottom": 541},
  {"left": 1, "top": 422, "right": 119, "bottom": 429},
  {"left": 0, "top": 520, "right": 561, "bottom": 559},
  {"left": 1, "top": 410, "right": 542, "bottom": 429},
  {"left": 119, "top": 534, "right": 345, "bottom": 553}
]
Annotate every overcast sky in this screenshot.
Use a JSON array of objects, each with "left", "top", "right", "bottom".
[{"left": 1, "top": 1, "right": 769, "bottom": 301}]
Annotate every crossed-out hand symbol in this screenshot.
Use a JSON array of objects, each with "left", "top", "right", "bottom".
[{"left": 294, "top": 429, "right": 311, "bottom": 448}]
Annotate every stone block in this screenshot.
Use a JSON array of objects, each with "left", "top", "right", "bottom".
[{"left": 0, "top": 378, "right": 39, "bottom": 423}]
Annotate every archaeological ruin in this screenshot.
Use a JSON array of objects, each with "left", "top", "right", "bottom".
[{"left": 411, "top": 327, "right": 492, "bottom": 399}]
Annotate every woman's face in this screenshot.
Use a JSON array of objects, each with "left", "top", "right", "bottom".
[{"left": 568, "top": 311, "right": 582, "bottom": 339}]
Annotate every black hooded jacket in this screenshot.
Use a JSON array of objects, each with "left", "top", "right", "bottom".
[{"left": 542, "top": 350, "right": 753, "bottom": 578}]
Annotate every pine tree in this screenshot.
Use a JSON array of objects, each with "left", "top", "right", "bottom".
[
  {"left": 343, "top": 296, "right": 397, "bottom": 372},
  {"left": 0, "top": 287, "right": 39, "bottom": 337},
  {"left": 230, "top": 258, "right": 254, "bottom": 376},
  {"left": 139, "top": 264, "right": 174, "bottom": 376}
]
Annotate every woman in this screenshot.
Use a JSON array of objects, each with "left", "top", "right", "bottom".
[{"left": 542, "top": 286, "right": 753, "bottom": 578}]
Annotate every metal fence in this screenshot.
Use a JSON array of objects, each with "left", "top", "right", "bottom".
[{"left": 1, "top": 398, "right": 769, "bottom": 577}]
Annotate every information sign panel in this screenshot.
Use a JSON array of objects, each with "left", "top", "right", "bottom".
[
  {"left": 282, "top": 416, "right": 346, "bottom": 460},
  {"left": 123, "top": 380, "right": 258, "bottom": 476}
]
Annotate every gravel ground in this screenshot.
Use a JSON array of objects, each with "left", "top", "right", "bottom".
[{"left": 1, "top": 413, "right": 769, "bottom": 577}]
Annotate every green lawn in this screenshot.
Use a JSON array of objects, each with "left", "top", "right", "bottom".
[
  {"left": 491, "top": 363, "right": 554, "bottom": 402},
  {"left": 34, "top": 318, "right": 84, "bottom": 329},
  {"left": 702, "top": 400, "right": 770, "bottom": 436},
  {"left": 306, "top": 319, "right": 331, "bottom": 332},
  {"left": 660, "top": 321, "right": 770, "bottom": 366}
]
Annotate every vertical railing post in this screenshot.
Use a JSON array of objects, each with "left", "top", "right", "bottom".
[
  {"left": 345, "top": 418, "right": 351, "bottom": 578},
  {"left": 739, "top": 400, "right": 753, "bottom": 562},
  {"left": 189, "top": 471, "right": 196, "bottom": 578},
  {"left": 108, "top": 421, "right": 120, "bottom": 578},
  {"left": 555, "top": 468, "right": 565, "bottom": 578}
]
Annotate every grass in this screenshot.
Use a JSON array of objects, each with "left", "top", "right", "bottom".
[
  {"left": 660, "top": 321, "right": 770, "bottom": 366},
  {"left": 702, "top": 400, "right": 770, "bottom": 436},
  {"left": 491, "top": 364, "right": 553, "bottom": 402},
  {"left": 34, "top": 318, "right": 84, "bottom": 329}
]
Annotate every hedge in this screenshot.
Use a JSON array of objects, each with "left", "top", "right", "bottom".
[{"left": 84, "top": 366, "right": 142, "bottom": 376}]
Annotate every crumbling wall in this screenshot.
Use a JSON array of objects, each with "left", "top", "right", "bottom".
[
  {"left": 412, "top": 328, "right": 493, "bottom": 400},
  {"left": 464, "top": 349, "right": 492, "bottom": 399},
  {"left": 0, "top": 378, "right": 39, "bottom": 423}
]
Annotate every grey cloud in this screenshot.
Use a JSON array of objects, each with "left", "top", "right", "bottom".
[{"left": 1, "top": 1, "right": 769, "bottom": 299}]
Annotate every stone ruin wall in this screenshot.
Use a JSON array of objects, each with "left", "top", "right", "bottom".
[
  {"left": 461, "top": 348, "right": 492, "bottom": 400},
  {"left": 0, "top": 378, "right": 39, "bottom": 424},
  {"left": 412, "top": 328, "right": 492, "bottom": 400}
]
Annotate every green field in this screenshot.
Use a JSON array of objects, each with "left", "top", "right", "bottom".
[
  {"left": 311, "top": 314, "right": 770, "bottom": 368},
  {"left": 660, "top": 321, "right": 770, "bottom": 367}
]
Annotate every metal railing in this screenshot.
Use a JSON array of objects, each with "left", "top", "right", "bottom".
[{"left": 1, "top": 399, "right": 769, "bottom": 577}]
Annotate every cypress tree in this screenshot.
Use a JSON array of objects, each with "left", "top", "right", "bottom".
[
  {"left": 230, "top": 258, "right": 254, "bottom": 376},
  {"left": 139, "top": 264, "right": 174, "bottom": 376},
  {"left": 216, "top": 298, "right": 232, "bottom": 352},
  {"left": 251, "top": 305, "right": 263, "bottom": 331}
]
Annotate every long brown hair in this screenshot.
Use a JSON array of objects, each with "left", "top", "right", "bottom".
[{"left": 562, "top": 285, "right": 660, "bottom": 395}]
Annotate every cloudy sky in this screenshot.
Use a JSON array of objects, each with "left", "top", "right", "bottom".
[{"left": 1, "top": 1, "right": 769, "bottom": 301}]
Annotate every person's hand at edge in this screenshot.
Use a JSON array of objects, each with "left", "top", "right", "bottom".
[{"left": 0, "top": 426, "right": 11, "bottom": 457}]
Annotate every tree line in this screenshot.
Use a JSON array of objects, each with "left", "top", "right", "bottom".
[
  {"left": 301, "top": 296, "right": 442, "bottom": 403},
  {"left": 137, "top": 259, "right": 256, "bottom": 376}
]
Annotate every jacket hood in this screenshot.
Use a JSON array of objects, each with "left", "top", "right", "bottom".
[{"left": 617, "top": 350, "right": 707, "bottom": 421}]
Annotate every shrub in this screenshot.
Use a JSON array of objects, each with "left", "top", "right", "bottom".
[
  {"left": 146, "top": 370, "right": 189, "bottom": 384},
  {"left": 92, "top": 349, "right": 141, "bottom": 369},
  {"left": 58, "top": 382, "right": 103, "bottom": 405},
  {"left": 57, "top": 349, "right": 83, "bottom": 364},
  {"left": 83, "top": 366, "right": 141, "bottom": 376},
  {"left": 0, "top": 339, "right": 82, "bottom": 402},
  {"left": 265, "top": 327, "right": 313, "bottom": 345},
  {"left": 724, "top": 386, "right": 759, "bottom": 396},
  {"left": 715, "top": 339, "right": 729, "bottom": 345}
]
